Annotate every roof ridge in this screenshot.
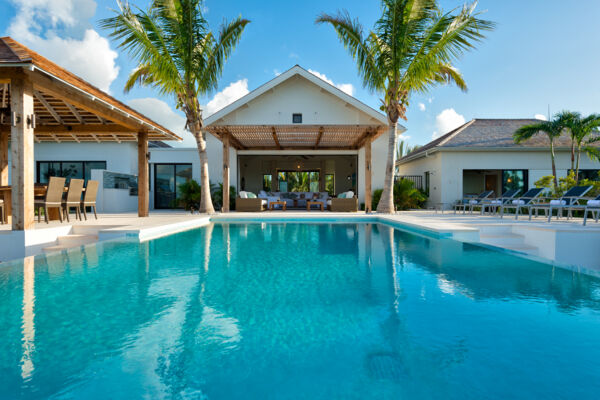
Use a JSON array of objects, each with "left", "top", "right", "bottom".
[{"left": 437, "top": 119, "right": 476, "bottom": 147}]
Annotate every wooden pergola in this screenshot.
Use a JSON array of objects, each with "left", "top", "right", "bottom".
[
  {"left": 204, "top": 123, "right": 388, "bottom": 212},
  {"left": 0, "top": 37, "right": 180, "bottom": 230}
]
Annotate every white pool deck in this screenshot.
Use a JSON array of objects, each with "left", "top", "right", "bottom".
[{"left": 1, "top": 210, "right": 599, "bottom": 273}]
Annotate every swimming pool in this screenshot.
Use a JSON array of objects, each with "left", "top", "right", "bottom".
[{"left": 1, "top": 222, "right": 599, "bottom": 399}]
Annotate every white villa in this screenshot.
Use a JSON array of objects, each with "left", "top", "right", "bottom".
[
  {"left": 20, "top": 65, "right": 397, "bottom": 212},
  {"left": 397, "top": 119, "right": 600, "bottom": 209}
]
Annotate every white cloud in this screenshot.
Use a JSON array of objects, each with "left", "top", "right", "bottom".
[
  {"left": 534, "top": 114, "right": 548, "bottom": 121},
  {"left": 204, "top": 79, "right": 249, "bottom": 117},
  {"left": 398, "top": 134, "right": 411, "bottom": 141},
  {"left": 307, "top": 69, "right": 355, "bottom": 96},
  {"left": 432, "top": 108, "right": 466, "bottom": 139},
  {"left": 7, "top": 0, "right": 120, "bottom": 93},
  {"left": 128, "top": 98, "right": 194, "bottom": 147},
  {"left": 273, "top": 69, "right": 281, "bottom": 76},
  {"left": 418, "top": 102, "right": 426, "bottom": 111},
  {"left": 428, "top": 97, "right": 434, "bottom": 104}
]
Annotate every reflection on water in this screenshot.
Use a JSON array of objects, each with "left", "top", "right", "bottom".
[
  {"left": 0, "top": 222, "right": 599, "bottom": 399},
  {"left": 20, "top": 257, "right": 35, "bottom": 381}
]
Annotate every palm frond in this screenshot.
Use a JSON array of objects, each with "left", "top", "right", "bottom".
[
  {"left": 316, "top": 11, "right": 383, "bottom": 92},
  {"left": 514, "top": 120, "right": 561, "bottom": 143}
]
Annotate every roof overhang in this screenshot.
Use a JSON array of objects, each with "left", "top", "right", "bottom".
[{"left": 0, "top": 37, "right": 181, "bottom": 142}]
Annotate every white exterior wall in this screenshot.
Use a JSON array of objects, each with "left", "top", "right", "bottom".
[{"left": 398, "top": 149, "right": 599, "bottom": 207}]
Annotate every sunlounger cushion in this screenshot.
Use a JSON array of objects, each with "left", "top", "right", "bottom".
[
  {"left": 512, "top": 199, "right": 525, "bottom": 205},
  {"left": 550, "top": 199, "right": 566, "bottom": 205},
  {"left": 587, "top": 200, "right": 600, "bottom": 207}
]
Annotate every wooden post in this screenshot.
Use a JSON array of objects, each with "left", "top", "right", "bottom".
[
  {"left": 137, "top": 131, "right": 149, "bottom": 217},
  {"left": 11, "top": 77, "right": 35, "bottom": 230},
  {"left": 222, "top": 134, "right": 230, "bottom": 212},
  {"left": 364, "top": 138, "right": 372, "bottom": 213},
  {"left": 0, "top": 131, "right": 8, "bottom": 186}
]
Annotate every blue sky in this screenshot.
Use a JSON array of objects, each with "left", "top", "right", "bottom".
[{"left": 1, "top": 0, "right": 599, "bottom": 147}]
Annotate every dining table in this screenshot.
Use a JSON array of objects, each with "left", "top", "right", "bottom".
[{"left": 0, "top": 184, "right": 80, "bottom": 224}]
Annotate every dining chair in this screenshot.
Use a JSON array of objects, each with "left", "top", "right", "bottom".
[
  {"left": 62, "top": 178, "right": 85, "bottom": 222},
  {"left": 81, "top": 180, "right": 99, "bottom": 220},
  {"left": 35, "top": 176, "right": 66, "bottom": 223}
]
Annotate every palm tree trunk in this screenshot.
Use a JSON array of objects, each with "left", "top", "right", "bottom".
[
  {"left": 570, "top": 139, "right": 575, "bottom": 171},
  {"left": 192, "top": 129, "right": 216, "bottom": 214},
  {"left": 376, "top": 122, "right": 398, "bottom": 213},
  {"left": 575, "top": 142, "right": 582, "bottom": 184},
  {"left": 550, "top": 139, "right": 558, "bottom": 192}
]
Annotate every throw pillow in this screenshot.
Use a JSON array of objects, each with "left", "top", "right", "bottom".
[{"left": 247, "top": 192, "right": 257, "bottom": 199}]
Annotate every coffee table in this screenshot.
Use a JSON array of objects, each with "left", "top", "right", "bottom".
[
  {"left": 306, "top": 200, "right": 324, "bottom": 211},
  {"left": 269, "top": 201, "right": 287, "bottom": 211}
]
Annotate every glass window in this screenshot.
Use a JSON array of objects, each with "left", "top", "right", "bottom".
[
  {"left": 309, "top": 171, "right": 320, "bottom": 192},
  {"left": 424, "top": 171, "right": 430, "bottom": 195},
  {"left": 292, "top": 113, "right": 302, "bottom": 123},
  {"left": 502, "top": 170, "right": 528, "bottom": 194},
  {"left": 325, "top": 174, "right": 335, "bottom": 195},
  {"left": 37, "top": 161, "right": 106, "bottom": 183},
  {"left": 263, "top": 174, "right": 272, "bottom": 191},
  {"left": 155, "top": 164, "right": 192, "bottom": 209},
  {"left": 278, "top": 172, "right": 288, "bottom": 192},
  {"left": 578, "top": 169, "right": 600, "bottom": 181}
]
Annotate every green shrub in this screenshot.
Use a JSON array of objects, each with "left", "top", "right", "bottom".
[
  {"left": 211, "top": 182, "right": 237, "bottom": 211},
  {"left": 372, "top": 179, "right": 428, "bottom": 211},
  {"left": 176, "top": 180, "right": 202, "bottom": 212},
  {"left": 535, "top": 171, "right": 600, "bottom": 197}
]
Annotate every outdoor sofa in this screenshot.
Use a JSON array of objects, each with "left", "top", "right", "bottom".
[
  {"left": 236, "top": 191, "right": 267, "bottom": 212},
  {"left": 327, "top": 191, "right": 358, "bottom": 212},
  {"left": 259, "top": 191, "right": 329, "bottom": 208}
]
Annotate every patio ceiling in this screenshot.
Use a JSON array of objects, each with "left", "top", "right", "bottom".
[{"left": 205, "top": 124, "right": 388, "bottom": 150}]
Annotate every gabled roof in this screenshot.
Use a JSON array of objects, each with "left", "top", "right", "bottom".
[
  {"left": 204, "top": 65, "right": 391, "bottom": 127},
  {"left": 0, "top": 36, "right": 180, "bottom": 141},
  {"left": 398, "top": 118, "right": 600, "bottom": 164}
]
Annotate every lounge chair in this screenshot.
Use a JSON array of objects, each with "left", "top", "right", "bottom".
[
  {"left": 527, "top": 185, "right": 592, "bottom": 222},
  {"left": 327, "top": 191, "right": 358, "bottom": 212},
  {"left": 583, "top": 195, "right": 600, "bottom": 226},
  {"left": 499, "top": 187, "right": 544, "bottom": 219},
  {"left": 236, "top": 191, "right": 267, "bottom": 212},
  {"left": 454, "top": 190, "right": 494, "bottom": 214},
  {"left": 0, "top": 198, "right": 4, "bottom": 224},
  {"left": 62, "top": 178, "right": 85, "bottom": 222},
  {"left": 35, "top": 176, "right": 66, "bottom": 223},
  {"left": 81, "top": 180, "right": 99, "bottom": 220},
  {"left": 480, "top": 188, "right": 521, "bottom": 215}
]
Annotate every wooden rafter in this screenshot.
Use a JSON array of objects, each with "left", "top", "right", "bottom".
[
  {"left": 64, "top": 102, "right": 84, "bottom": 123},
  {"left": 271, "top": 126, "right": 281, "bottom": 149},
  {"left": 34, "top": 90, "right": 63, "bottom": 124},
  {"left": 314, "top": 126, "right": 324, "bottom": 149}
]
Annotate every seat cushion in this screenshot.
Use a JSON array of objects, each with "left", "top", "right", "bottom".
[
  {"left": 247, "top": 192, "right": 257, "bottom": 199},
  {"left": 239, "top": 191, "right": 247, "bottom": 199},
  {"left": 550, "top": 199, "right": 566, "bottom": 206},
  {"left": 587, "top": 200, "right": 600, "bottom": 207}
]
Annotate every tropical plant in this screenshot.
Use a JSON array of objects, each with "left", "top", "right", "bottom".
[
  {"left": 317, "top": 0, "right": 493, "bottom": 213},
  {"left": 514, "top": 118, "right": 563, "bottom": 191},
  {"left": 211, "top": 182, "right": 236, "bottom": 211},
  {"left": 372, "top": 179, "right": 427, "bottom": 210},
  {"left": 101, "top": 0, "right": 249, "bottom": 214},
  {"left": 535, "top": 171, "right": 600, "bottom": 198},
  {"left": 557, "top": 111, "right": 600, "bottom": 182},
  {"left": 395, "top": 140, "right": 420, "bottom": 175},
  {"left": 176, "top": 179, "right": 202, "bottom": 212}
]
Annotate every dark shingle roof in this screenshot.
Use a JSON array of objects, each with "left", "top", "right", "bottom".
[{"left": 399, "top": 118, "right": 599, "bottom": 163}]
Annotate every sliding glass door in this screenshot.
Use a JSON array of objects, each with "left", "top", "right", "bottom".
[
  {"left": 277, "top": 171, "right": 320, "bottom": 192},
  {"left": 154, "top": 164, "right": 192, "bottom": 209}
]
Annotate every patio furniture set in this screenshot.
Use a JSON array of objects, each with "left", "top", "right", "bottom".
[
  {"left": 236, "top": 190, "right": 358, "bottom": 212},
  {"left": 0, "top": 176, "right": 99, "bottom": 225},
  {"left": 454, "top": 185, "right": 600, "bottom": 226}
]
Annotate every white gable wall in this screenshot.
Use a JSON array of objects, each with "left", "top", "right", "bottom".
[{"left": 210, "top": 75, "right": 382, "bottom": 126}]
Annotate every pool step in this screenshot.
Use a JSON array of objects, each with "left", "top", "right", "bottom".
[
  {"left": 478, "top": 229, "right": 539, "bottom": 256},
  {"left": 43, "top": 234, "right": 98, "bottom": 253}
]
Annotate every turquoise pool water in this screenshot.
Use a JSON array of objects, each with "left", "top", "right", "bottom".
[{"left": 1, "top": 222, "right": 600, "bottom": 399}]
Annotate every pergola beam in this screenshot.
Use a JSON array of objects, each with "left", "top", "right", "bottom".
[
  {"left": 271, "top": 126, "right": 282, "bottom": 150},
  {"left": 314, "top": 126, "right": 324, "bottom": 149},
  {"left": 0, "top": 124, "right": 138, "bottom": 134},
  {"left": 65, "top": 102, "right": 84, "bottom": 123},
  {"left": 138, "top": 131, "right": 149, "bottom": 217},
  {"left": 222, "top": 133, "right": 230, "bottom": 212}
]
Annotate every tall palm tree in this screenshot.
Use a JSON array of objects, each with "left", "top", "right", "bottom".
[
  {"left": 558, "top": 111, "right": 600, "bottom": 182},
  {"left": 514, "top": 119, "right": 563, "bottom": 191},
  {"left": 316, "top": 1, "right": 493, "bottom": 213},
  {"left": 101, "top": 0, "right": 249, "bottom": 214}
]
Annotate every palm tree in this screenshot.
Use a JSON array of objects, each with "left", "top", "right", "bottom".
[
  {"left": 514, "top": 119, "right": 563, "bottom": 191},
  {"left": 101, "top": 0, "right": 249, "bottom": 214},
  {"left": 316, "top": 1, "right": 493, "bottom": 213},
  {"left": 557, "top": 111, "right": 600, "bottom": 182}
]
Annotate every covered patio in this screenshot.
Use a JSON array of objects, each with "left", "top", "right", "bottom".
[
  {"left": 204, "top": 123, "right": 388, "bottom": 212},
  {"left": 0, "top": 36, "right": 180, "bottom": 231}
]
